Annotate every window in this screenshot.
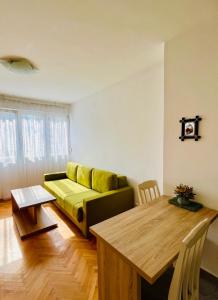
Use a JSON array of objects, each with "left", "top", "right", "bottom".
[
  {"left": 49, "top": 116, "right": 69, "bottom": 159},
  {"left": 0, "top": 110, "right": 70, "bottom": 166},
  {"left": 22, "top": 113, "right": 45, "bottom": 162},
  {"left": 0, "top": 110, "right": 17, "bottom": 165},
  {"left": 0, "top": 102, "right": 70, "bottom": 199}
]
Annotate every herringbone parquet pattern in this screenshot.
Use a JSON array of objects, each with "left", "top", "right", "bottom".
[{"left": 0, "top": 200, "right": 98, "bottom": 300}]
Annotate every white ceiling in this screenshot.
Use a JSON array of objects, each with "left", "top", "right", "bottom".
[{"left": 0, "top": 0, "right": 217, "bottom": 103}]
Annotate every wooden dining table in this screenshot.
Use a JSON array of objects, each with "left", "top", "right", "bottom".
[{"left": 90, "top": 195, "right": 217, "bottom": 300}]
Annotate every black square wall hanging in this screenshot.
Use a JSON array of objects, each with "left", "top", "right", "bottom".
[{"left": 179, "top": 115, "right": 202, "bottom": 141}]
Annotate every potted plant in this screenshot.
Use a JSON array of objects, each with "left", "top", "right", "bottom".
[{"left": 174, "top": 184, "right": 195, "bottom": 206}]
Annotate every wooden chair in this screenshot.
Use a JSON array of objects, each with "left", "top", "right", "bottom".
[
  {"left": 141, "top": 218, "right": 211, "bottom": 300},
  {"left": 138, "top": 180, "right": 160, "bottom": 205},
  {"left": 168, "top": 218, "right": 210, "bottom": 300}
]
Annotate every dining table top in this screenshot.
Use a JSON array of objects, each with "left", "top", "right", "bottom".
[{"left": 90, "top": 195, "right": 217, "bottom": 284}]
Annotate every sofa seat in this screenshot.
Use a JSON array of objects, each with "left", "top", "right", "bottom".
[
  {"left": 44, "top": 179, "right": 100, "bottom": 222},
  {"left": 64, "top": 190, "right": 100, "bottom": 222},
  {"left": 44, "top": 178, "right": 89, "bottom": 197}
]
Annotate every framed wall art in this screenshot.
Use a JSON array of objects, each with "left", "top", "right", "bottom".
[{"left": 179, "top": 115, "right": 202, "bottom": 141}]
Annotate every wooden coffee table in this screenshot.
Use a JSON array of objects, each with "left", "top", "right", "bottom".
[{"left": 11, "top": 185, "right": 57, "bottom": 240}]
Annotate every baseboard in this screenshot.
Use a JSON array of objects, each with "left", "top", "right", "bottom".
[
  {"left": 0, "top": 198, "right": 11, "bottom": 202},
  {"left": 201, "top": 266, "right": 218, "bottom": 279}
]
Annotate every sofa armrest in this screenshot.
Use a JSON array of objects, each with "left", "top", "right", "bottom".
[
  {"left": 83, "top": 187, "right": 134, "bottom": 235},
  {"left": 44, "top": 172, "right": 67, "bottom": 181}
]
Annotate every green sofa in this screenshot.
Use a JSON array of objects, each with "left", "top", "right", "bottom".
[{"left": 44, "top": 162, "right": 134, "bottom": 237}]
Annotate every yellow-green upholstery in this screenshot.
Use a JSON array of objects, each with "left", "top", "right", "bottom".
[
  {"left": 92, "top": 169, "right": 118, "bottom": 192},
  {"left": 66, "top": 162, "right": 78, "bottom": 181},
  {"left": 44, "top": 178, "right": 89, "bottom": 207},
  {"left": 77, "top": 165, "right": 93, "bottom": 188},
  {"left": 44, "top": 179, "right": 89, "bottom": 198},
  {"left": 64, "top": 190, "right": 99, "bottom": 222},
  {"left": 44, "top": 162, "right": 134, "bottom": 237}
]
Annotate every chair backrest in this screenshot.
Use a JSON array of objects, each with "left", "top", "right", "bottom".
[
  {"left": 137, "top": 180, "right": 160, "bottom": 205},
  {"left": 168, "top": 218, "right": 211, "bottom": 300}
]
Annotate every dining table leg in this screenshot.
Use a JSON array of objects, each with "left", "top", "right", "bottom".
[{"left": 96, "top": 239, "right": 141, "bottom": 300}]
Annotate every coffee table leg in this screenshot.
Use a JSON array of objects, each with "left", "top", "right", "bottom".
[
  {"left": 11, "top": 193, "right": 18, "bottom": 213},
  {"left": 27, "top": 206, "right": 38, "bottom": 224},
  {"left": 33, "top": 207, "right": 37, "bottom": 224}
]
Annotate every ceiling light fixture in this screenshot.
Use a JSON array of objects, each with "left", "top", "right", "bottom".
[{"left": 0, "top": 56, "right": 38, "bottom": 74}]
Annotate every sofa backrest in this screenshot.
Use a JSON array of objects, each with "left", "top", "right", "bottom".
[
  {"left": 92, "top": 169, "right": 118, "bottom": 193},
  {"left": 77, "top": 165, "right": 93, "bottom": 188},
  {"left": 66, "top": 162, "right": 78, "bottom": 181},
  {"left": 66, "top": 162, "right": 128, "bottom": 192}
]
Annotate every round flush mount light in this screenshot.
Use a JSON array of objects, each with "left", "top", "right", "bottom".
[{"left": 0, "top": 56, "right": 38, "bottom": 74}]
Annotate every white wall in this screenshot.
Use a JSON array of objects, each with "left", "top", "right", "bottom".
[
  {"left": 164, "top": 19, "right": 218, "bottom": 276},
  {"left": 71, "top": 58, "right": 164, "bottom": 203}
]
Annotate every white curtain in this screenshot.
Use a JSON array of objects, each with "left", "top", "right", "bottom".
[{"left": 0, "top": 96, "right": 71, "bottom": 199}]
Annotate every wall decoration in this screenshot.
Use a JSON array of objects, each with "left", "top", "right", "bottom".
[{"left": 179, "top": 115, "right": 202, "bottom": 141}]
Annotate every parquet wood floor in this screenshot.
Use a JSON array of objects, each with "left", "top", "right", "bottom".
[
  {"left": 1, "top": 200, "right": 217, "bottom": 300},
  {"left": 0, "top": 200, "right": 98, "bottom": 300}
]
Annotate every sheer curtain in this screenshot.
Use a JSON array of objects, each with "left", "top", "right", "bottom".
[{"left": 0, "top": 96, "right": 71, "bottom": 199}]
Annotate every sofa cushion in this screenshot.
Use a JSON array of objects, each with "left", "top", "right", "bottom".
[
  {"left": 66, "top": 162, "right": 78, "bottom": 181},
  {"left": 64, "top": 190, "right": 100, "bottom": 222},
  {"left": 77, "top": 165, "right": 93, "bottom": 188},
  {"left": 117, "top": 175, "right": 128, "bottom": 188},
  {"left": 44, "top": 179, "right": 89, "bottom": 200},
  {"left": 92, "top": 169, "right": 118, "bottom": 193}
]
